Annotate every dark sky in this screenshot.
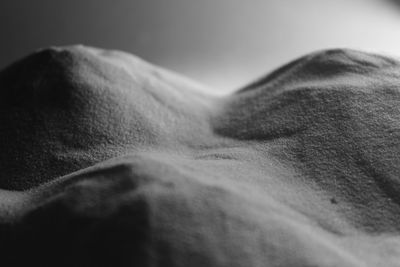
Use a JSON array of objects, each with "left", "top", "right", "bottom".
[{"left": 1, "top": 0, "right": 400, "bottom": 93}]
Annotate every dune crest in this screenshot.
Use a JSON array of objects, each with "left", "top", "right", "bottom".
[{"left": 1, "top": 46, "right": 400, "bottom": 266}]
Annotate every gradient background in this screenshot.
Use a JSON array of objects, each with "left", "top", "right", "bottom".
[{"left": 1, "top": 0, "right": 400, "bottom": 94}]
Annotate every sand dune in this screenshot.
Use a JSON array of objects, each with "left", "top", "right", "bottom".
[{"left": 1, "top": 45, "right": 400, "bottom": 266}]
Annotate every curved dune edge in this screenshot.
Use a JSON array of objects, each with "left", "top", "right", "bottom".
[{"left": 1, "top": 45, "right": 400, "bottom": 266}]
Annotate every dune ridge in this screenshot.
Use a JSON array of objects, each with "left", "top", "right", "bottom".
[{"left": 0, "top": 46, "right": 400, "bottom": 266}]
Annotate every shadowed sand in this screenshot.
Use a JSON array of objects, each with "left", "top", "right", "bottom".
[{"left": 1, "top": 45, "right": 400, "bottom": 266}]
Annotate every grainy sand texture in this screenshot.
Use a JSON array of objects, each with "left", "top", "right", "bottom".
[{"left": 0, "top": 45, "right": 400, "bottom": 266}]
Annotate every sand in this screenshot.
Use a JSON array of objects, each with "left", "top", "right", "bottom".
[{"left": 0, "top": 45, "right": 400, "bottom": 266}]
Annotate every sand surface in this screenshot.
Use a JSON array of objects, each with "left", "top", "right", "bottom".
[{"left": 1, "top": 45, "right": 400, "bottom": 266}]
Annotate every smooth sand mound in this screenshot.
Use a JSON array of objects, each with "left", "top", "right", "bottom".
[{"left": 1, "top": 46, "right": 400, "bottom": 266}]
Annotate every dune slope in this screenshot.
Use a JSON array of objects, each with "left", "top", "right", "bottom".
[{"left": 0, "top": 46, "right": 400, "bottom": 266}]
